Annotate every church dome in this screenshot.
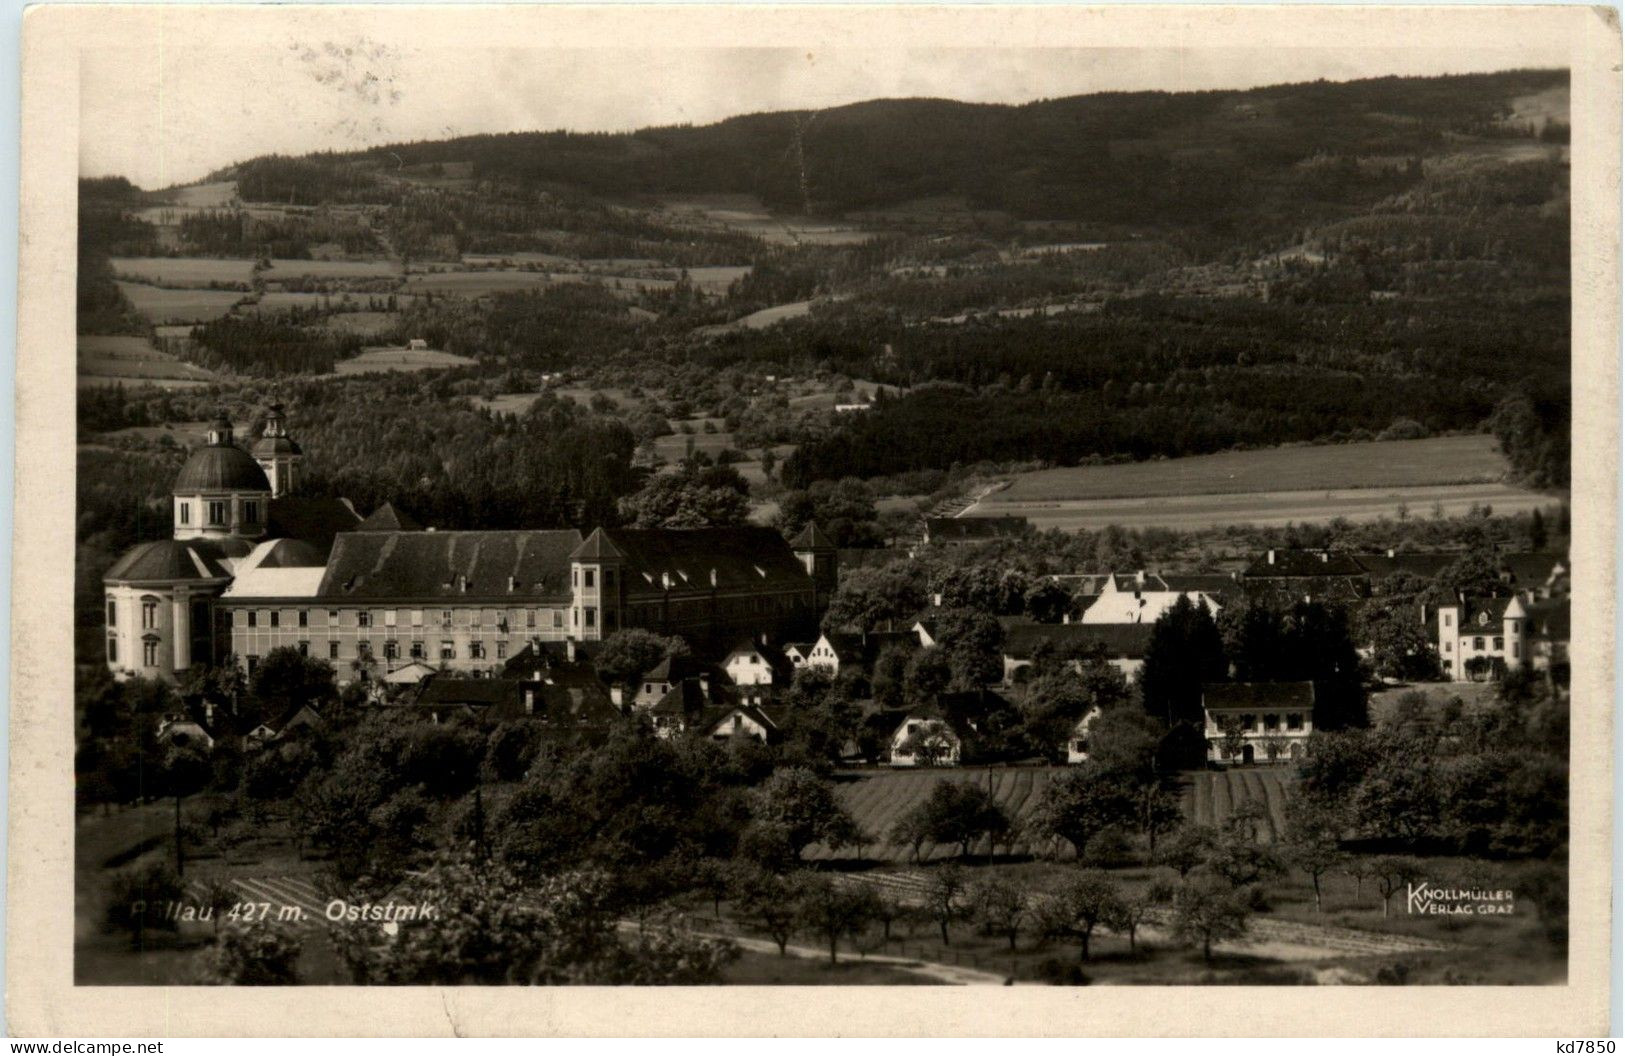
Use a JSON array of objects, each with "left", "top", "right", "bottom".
[
  {"left": 104, "top": 539, "right": 239, "bottom": 583},
  {"left": 174, "top": 444, "right": 271, "bottom": 493}
]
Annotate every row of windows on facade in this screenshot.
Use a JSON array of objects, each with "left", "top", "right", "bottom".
[
  {"left": 177, "top": 500, "right": 259, "bottom": 527},
  {"left": 108, "top": 599, "right": 166, "bottom": 629},
  {"left": 231, "top": 607, "right": 569, "bottom": 630},
  {"left": 1208, "top": 713, "right": 1307, "bottom": 732},
  {"left": 1442, "top": 636, "right": 1515, "bottom": 656},
  {"left": 107, "top": 639, "right": 163, "bottom": 666}
]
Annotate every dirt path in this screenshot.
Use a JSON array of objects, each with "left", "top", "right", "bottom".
[{"left": 675, "top": 927, "right": 1012, "bottom": 985}]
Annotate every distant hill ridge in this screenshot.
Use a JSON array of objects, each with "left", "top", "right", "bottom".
[{"left": 206, "top": 68, "right": 1567, "bottom": 231}]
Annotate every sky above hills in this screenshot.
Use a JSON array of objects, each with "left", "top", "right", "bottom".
[{"left": 81, "top": 41, "right": 1565, "bottom": 190}]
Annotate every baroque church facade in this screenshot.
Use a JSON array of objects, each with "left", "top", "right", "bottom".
[{"left": 104, "top": 407, "right": 833, "bottom": 684}]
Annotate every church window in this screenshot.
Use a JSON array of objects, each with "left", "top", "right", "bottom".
[
  {"left": 141, "top": 599, "right": 157, "bottom": 629},
  {"left": 207, "top": 501, "right": 227, "bottom": 526},
  {"left": 143, "top": 639, "right": 159, "bottom": 667},
  {"left": 298, "top": 610, "right": 308, "bottom": 628},
  {"left": 243, "top": 500, "right": 259, "bottom": 524},
  {"left": 106, "top": 598, "right": 116, "bottom": 626},
  {"left": 106, "top": 638, "right": 117, "bottom": 663},
  {"left": 440, "top": 640, "right": 456, "bottom": 660},
  {"left": 357, "top": 611, "right": 372, "bottom": 628},
  {"left": 178, "top": 503, "right": 190, "bottom": 526},
  {"left": 329, "top": 641, "right": 339, "bottom": 660}
]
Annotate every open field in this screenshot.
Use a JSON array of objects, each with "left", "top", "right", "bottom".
[
  {"left": 115, "top": 282, "right": 244, "bottom": 324},
  {"left": 988, "top": 436, "right": 1510, "bottom": 501},
  {"left": 970, "top": 482, "right": 1560, "bottom": 532},
  {"left": 406, "top": 269, "right": 675, "bottom": 298},
  {"left": 808, "top": 766, "right": 1292, "bottom": 862},
  {"left": 78, "top": 335, "right": 219, "bottom": 389},
  {"left": 653, "top": 194, "right": 879, "bottom": 246},
  {"left": 964, "top": 435, "right": 1558, "bottom": 531},
  {"left": 265, "top": 259, "right": 402, "bottom": 280},
  {"left": 332, "top": 346, "right": 477, "bottom": 376},
  {"left": 111, "top": 257, "right": 256, "bottom": 287}
]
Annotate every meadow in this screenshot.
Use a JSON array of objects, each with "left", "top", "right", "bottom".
[
  {"left": 78, "top": 335, "right": 219, "bottom": 388},
  {"left": 114, "top": 283, "right": 244, "bottom": 325},
  {"left": 111, "top": 258, "right": 256, "bottom": 287},
  {"left": 331, "top": 347, "right": 478, "bottom": 376}
]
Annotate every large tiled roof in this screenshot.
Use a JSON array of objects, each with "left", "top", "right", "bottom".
[
  {"left": 1350, "top": 552, "right": 1454, "bottom": 580},
  {"left": 354, "top": 502, "right": 422, "bottom": 532},
  {"left": 1526, "top": 598, "right": 1570, "bottom": 641},
  {"left": 105, "top": 538, "right": 248, "bottom": 584},
  {"left": 1203, "top": 681, "right": 1315, "bottom": 709},
  {"left": 788, "top": 523, "right": 835, "bottom": 550},
  {"left": 315, "top": 529, "right": 582, "bottom": 603},
  {"left": 221, "top": 539, "right": 328, "bottom": 599},
  {"left": 1002, "top": 620, "right": 1156, "bottom": 660},
  {"left": 1499, "top": 552, "right": 1567, "bottom": 589},
  {"left": 602, "top": 527, "right": 810, "bottom": 594},
  {"left": 266, "top": 496, "right": 363, "bottom": 554},
  {"left": 1242, "top": 550, "right": 1367, "bottom": 578}
]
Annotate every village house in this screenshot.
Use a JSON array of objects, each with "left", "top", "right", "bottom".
[
  {"left": 1435, "top": 595, "right": 1528, "bottom": 682},
  {"left": 920, "top": 515, "right": 1028, "bottom": 547},
  {"left": 1066, "top": 706, "right": 1104, "bottom": 765},
  {"left": 244, "top": 703, "right": 323, "bottom": 747},
  {"left": 1202, "top": 682, "right": 1315, "bottom": 765},
  {"left": 1078, "top": 571, "right": 1231, "bottom": 625},
  {"left": 888, "top": 705, "right": 965, "bottom": 767},
  {"left": 720, "top": 638, "right": 793, "bottom": 687},
  {"left": 801, "top": 630, "right": 919, "bottom": 676},
  {"left": 1000, "top": 621, "right": 1155, "bottom": 684}
]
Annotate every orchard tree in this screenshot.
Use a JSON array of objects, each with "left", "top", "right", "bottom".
[
  {"left": 1171, "top": 872, "right": 1250, "bottom": 962},
  {"left": 1154, "top": 824, "right": 1218, "bottom": 879},
  {"left": 733, "top": 865, "right": 799, "bottom": 955},
  {"left": 1039, "top": 870, "right": 1125, "bottom": 962},
  {"left": 924, "top": 864, "right": 971, "bottom": 944},
  {"left": 971, "top": 876, "right": 1032, "bottom": 950},
  {"left": 891, "top": 781, "right": 1012, "bottom": 860},
  {"left": 750, "top": 767, "right": 864, "bottom": 861},
  {"left": 793, "top": 872, "right": 880, "bottom": 964},
  {"left": 1370, "top": 855, "right": 1426, "bottom": 918},
  {"left": 1031, "top": 765, "right": 1137, "bottom": 860},
  {"left": 1282, "top": 800, "right": 1345, "bottom": 912}
]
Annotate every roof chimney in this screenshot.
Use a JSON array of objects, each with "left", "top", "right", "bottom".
[
  {"left": 1267, "top": 549, "right": 1276, "bottom": 565},
  {"left": 1320, "top": 551, "right": 1329, "bottom": 563},
  {"left": 1386, "top": 548, "right": 1396, "bottom": 559},
  {"left": 710, "top": 567, "right": 718, "bottom": 588}
]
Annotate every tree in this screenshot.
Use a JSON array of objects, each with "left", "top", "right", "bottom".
[
  {"left": 750, "top": 768, "right": 864, "bottom": 862},
  {"left": 902, "top": 647, "right": 953, "bottom": 707},
  {"left": 891, "top": 781, "right": 1012, "bottom": 860},
  {"left": 971, "top": 876, "right": 1031, "bottom": 950},
  {"left": 1170, "top": 872, "right": 1250, "bottom": 962},
  {"left": 162, "top": 746, "right": 211, "bottom": 876},
  {"left": 195, "top": 919, "right": 303, "bottom": 985},
  {"left": 1282, "top": 800, "right": 1344, "bottom": 912},
  {"left": 248, "top": 646, "right": 338, "bottom": 727},
  {"left": 592, "top": 628, "right": 689, "bottom": 692},
  {"left": 1110, "top": 879, "right": 1172, "bottom": 953},
  {"left": 923, "top": 864, "right": 971, "bottom": 944},
  {"left": 733, "top": 865, "right": 799, "bottom": 955},
  {"left": 1365, "top": 600, "right": 1442, "bottom": 682},
  {"left": 618, "top": 459, "right": 750, "bottom": 528},
  {"left": 1370, "top": 855, "right": 1425, "bottom": 918},
  {"left": 1207, "top": 800, "right": 1285, "bottom": 887},
  {"left": 1139, "top": 596, "right": 1226, "bottom": 728},
  {"left": 1031, "top": 764, "right": 1137, "bottom": 860},
  {"left": 332, "top": 854, "right": 735, "bottom": 983},
  {"left": 774, "top": 478, "right": 883, "bottom": 548},
  {"left": 1039, "top": 870, "right": 1124, "bottom": 961},
  {"left": 931, "top": 608, "right": 1006, "bottom": 690},
  {"left": 1023, "top": 579, "right": 1073, "bottom": 623},
  {"left": 1154, "top": 824, "right": 1218, "bottom": 878},
  {"left": 103, "top": 862, "right": 185, "bottom": 949},
  {"left": 821, "top": 564, "right": 927, "bottom": 633},
  {"left": 793, "top": 872, "right": 879, "bottom": 964}
]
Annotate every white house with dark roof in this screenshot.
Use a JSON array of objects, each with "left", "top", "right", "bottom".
[
  {"left": 1202, "top": 682, "right": 1315, "bottom": 765},
  {"left": 1436, "top": 595, "right": 1527, "bottom": 681},
  {"left": 1078, "top": 571, "right": 1229, "bottom": 625}
]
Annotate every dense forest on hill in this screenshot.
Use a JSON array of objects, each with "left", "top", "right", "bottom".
[{"left": 82, "top": 69, "right": 1573, "bottom": 494}]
